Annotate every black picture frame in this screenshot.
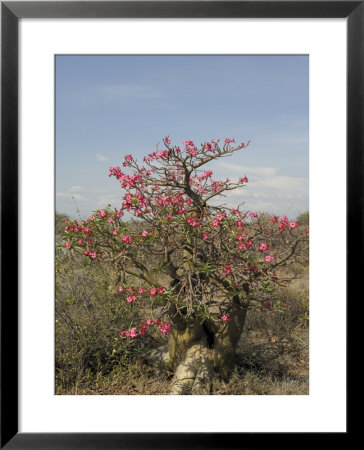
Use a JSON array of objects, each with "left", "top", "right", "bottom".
[{"left": 1, "top": 1, "right": 356, "bottom": 448}]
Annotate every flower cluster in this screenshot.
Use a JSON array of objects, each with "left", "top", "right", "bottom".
[
  {"left": 118, "top": 285, "right": 166, "bottom": 303},
  {"left": 64, "top": 220, "right": 93, "bottom": 237},
  {"left": 120, "top": 318, "right": 172, "bottom": 339},
  {"left": 211, "top": 211, "right": 227, "bottom": 228},
  {"left": 83, "top": 250, "right": 98, "bottom": 260},
  {"left": 277, "top": 216, "right": 298, "bottom": 231}
]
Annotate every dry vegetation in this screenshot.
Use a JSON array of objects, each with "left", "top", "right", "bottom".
[{"left": 55, "top": 212, "right": 309, "bottom": 395}]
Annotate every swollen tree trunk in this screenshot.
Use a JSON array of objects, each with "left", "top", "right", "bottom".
[
  {"left": 211, "top": 301, "right": 247, "bottom": 380},
  {"left": 149, "top": 302, "right": 247, "bottom": 394}
]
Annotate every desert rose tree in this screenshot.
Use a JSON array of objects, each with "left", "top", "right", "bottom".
[{"left": 62, "top": 137, "right": 308, "bottom": 394}]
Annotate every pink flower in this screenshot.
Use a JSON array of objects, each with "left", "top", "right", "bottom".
[
  {"left": 201, "top": 170, "right": 213, "bottom": 179},
  {"left": 155, "top": 318, "right": 161, "bottom": 325},
  {"left": 126, "top": 295, "right": 137, "bottom": 303},
  {"left": 281, "top": 216, "right": 288, "bottom": 222},
  {"left": 65, "top": 241, "right": 71, "bottom": 250},
  {"left": 288, "top": 221, "right": 298, "bottom": 229},
  {"left": 138, "top": 287, "right": 145, "bottom": 294},
  {"left": 264, "top": 255, "right": 274, "bottom": 263},
  {"left": 164, "top": 136, "right": 171, "bottom": 145},
  {"left": 159, "top": 322, "right": 172, "bottom": 335},
  {"left": 129, "top": 327, "right": 138, "bottom": 338},
  {"left": 113, "top": 229, "right": 118, "bottom": 236},
  {"left": 158, "top": 287, "right": 165, "bottom": 294},
  {"left": 224, "top": 138, "right": 235, "bottom": 144},
  {"left": 83, "top": 250, "right": 97, "bottom": 259},
  {"left": 98, "top": 210, "right": 106, "bottom": 218},
  {"left": 225, "top": 265, "right": 232, "bottom": 275},
  {"left": 121, "top": 235, "right": 132, "bottom": 244},
  {"left": 258, "top": 243, "right": 270, "bottom": 252},
  {"left": 88, "top": 215, "right": 95, "bottom": 221},
  {"left": 146, "top": 318, "right": 153, "bottom": 326},
  {"left": 278, "top": 221, "right": 286, "bottom": 231},
  {"left": 186, "top": 216, "right": 201, "bottom": 227},
  {"left": 202, "top": 233, "right": 209, "bottom": 240},
  {"left": 221, "top": 315, "right": 230, "bottom": 322},
  {"left": 149, "top": 287, "right": 157, "bottom": 297},
  {"left": 157, "top": 150, "right": 169, "bottom": 159},
  {"left": 239, "top": 176, "right": 248, "bottom": 183},
  {"left": 125, "top": 154, "right": 133, "bottom": 161}
]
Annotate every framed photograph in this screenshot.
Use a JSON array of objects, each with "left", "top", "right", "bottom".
[{"left": 2, "top": 1, "right": 356, "bottom": 447}]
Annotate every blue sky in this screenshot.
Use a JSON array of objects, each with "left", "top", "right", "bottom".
[{"left": 56, "top": 55, "right": 308, "bottom": 219}]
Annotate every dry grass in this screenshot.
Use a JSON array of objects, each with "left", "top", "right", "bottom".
[{"left": 57, "top": 327, "right": 308, "bottom": 396}]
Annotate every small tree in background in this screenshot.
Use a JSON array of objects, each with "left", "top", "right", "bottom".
[{"left": 62, "top": 137, "right": 309, "bottom": 394}]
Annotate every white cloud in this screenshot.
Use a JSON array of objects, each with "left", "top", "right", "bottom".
[
  {"left": 56, "top": 192, "right": 68, "bottom": 198},
  {"left": 211, "top": 173, "right": 308, "bottom": 218},
  {"left": 217, "top": 162, "right": 277, "bottom": 178},
  {"left": 56, "top": 192, "right": 86, "bottom": 201},
  {"left": 96, "top": 154, "right": 109, "bottom": 161},
  {"left": 238, "top": 175, "right": 308, "bottom": 198},
  {"left": 69, "top": 185, "right": 84, "bottom": 192},
  {"left": 94, "top": 194, "right": 120, "bottom": 208},
  {"left": 56, "top": 185, "right": 87, "bottom": 202}
]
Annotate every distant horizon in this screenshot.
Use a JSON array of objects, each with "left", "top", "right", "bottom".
[{"left": 56, "top": 55, "right": 309, "bottom": 220}]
